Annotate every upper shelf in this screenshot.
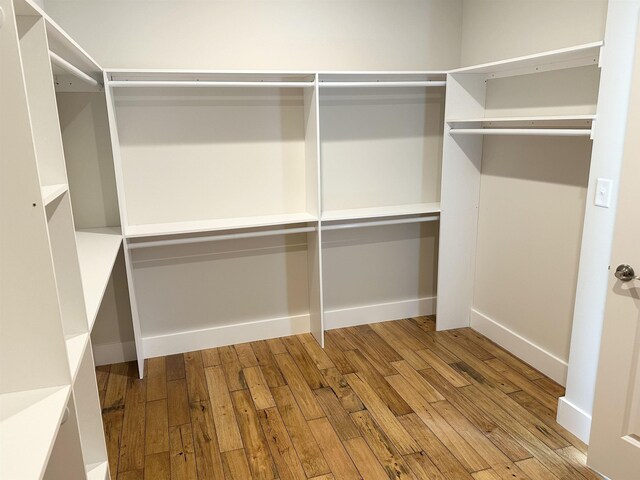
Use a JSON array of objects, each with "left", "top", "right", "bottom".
[
  {"left": 108, "top": 71, "right": 316, "bottom": 88},
  {"left": 75, "top": 228, "right": 123, "bottom": 330},
  {"left": 322, "top": 203, "right": 441, "bottom": 222},
  {"left": 125, "top": 212, "right": 318, "bottom": 239},
  {"left": 450, "top": 42, "right": 603, "bottom": 79},
  {"left": 447, "top": 114, "right": 596, "bottom": 125},
  {"left": 318, "top": 72, "right": 446, "bottom": 88}
]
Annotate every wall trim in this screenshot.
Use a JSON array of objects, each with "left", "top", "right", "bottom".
[
  {"left": 470, "top": 308, "right": 568, "bottom": 386},
  {"left": 142, "top": 314, "right": 311, "bottom": 358},
  {"left": 557, "top": 396, "right": 592, "bottom": 444},
  {"left": 325, "top": 297, "right": 436, "bottom": 330},
  {"left": 92, "top": 340, "right": 137, "bottom": 366}
]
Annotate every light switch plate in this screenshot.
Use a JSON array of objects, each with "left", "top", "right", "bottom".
[{"left": 595, "top": 178, "right": 613, "bottom": 208}]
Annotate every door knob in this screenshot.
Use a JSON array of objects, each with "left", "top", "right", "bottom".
[{"left": 614, "top": 264, "right": 639, "bottom": 282}]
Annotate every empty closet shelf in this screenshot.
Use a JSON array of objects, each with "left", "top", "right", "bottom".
[
  {"left": 322, "top": 203, "right": 440, "bottom": 222},
  {"left": 41, "top": 184, "right": 68, "bottom": 206},
  {"left": 449, "top": 128, "right": 592, "bottom": 136},
  {"left": 75, "top": 227, "right": 123, "bottom": 330}
]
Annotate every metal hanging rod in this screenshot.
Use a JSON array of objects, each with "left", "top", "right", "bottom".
[
  {"left": 319, "top": 81, "right": 446, "bottom": 88},
  {"left": 322, "top": 215, "right": 439, "bottom": 231},
  {"left": 127, "top": 226, "right": 316, "bottom": 249},
  {"left": 449, "top": 128, "right": 592, "bottom": 137},
  {"left": 109, "top": 81, "right": 315, "bottom": 88},
  {"left": 49, "top": 51, "right": 102, "bottom": 88}
]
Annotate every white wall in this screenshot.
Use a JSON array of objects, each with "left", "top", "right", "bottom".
[
  {"left": 43, "top": 0, "right": 463, "bottom": 70},
  {"left": 460, "top": 0, "right": 608, "bottom": 66}
]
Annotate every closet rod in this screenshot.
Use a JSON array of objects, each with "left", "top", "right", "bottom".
[
  {"left": 322, "top": 215, "right": 439, "bottom": 231},
  {"left": 127, "top": 226, "right": 316, "bottom": 249},
  {"left": 109, "top": 81, "right": 315, "bottom": 88},
  {"left": 319, "top": 81, "right": 446, "bottom": 88},
  {"left": 449, "top": 128, "right": 592, "bottom": 137},
  {"left": 49, "top": 51, "right": 101, "bottom": 88}
]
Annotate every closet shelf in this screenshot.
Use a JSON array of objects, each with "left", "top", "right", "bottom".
[
  {"left": 76, "top": 227, "right": 123, "bottom": 330},
  {"left": 86, "top": 460, "right": 109, "bottom": 480},
  {"left": 66, "top": 333, "right": 89, "bottom": 381},
  {"left": 450, "top": 41, "right": 602, "bottom": 78},
  {"left": 322, "top": 203, "right": 440, "bottom": 222},
  {"left": 0, "top": 385, "right": 71, "bottom": 479},
  {"left": 124, "top": 212, "right": 318, "bottom": 239},
  {"left": 41, "top": 183, "right": 68, "bottom": 206},
  {"left": 447, "top": 114, "right": 596, "bottom": 124},
  {"left": 449, "top": 128, "right": 592, "bottom": 137}
]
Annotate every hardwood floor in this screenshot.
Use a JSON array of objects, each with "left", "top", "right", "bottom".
[{"left": 98, "top": 317, "right": 600, "bottom": 479}]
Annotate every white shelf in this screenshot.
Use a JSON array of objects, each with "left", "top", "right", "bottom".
[
  {"left": 125, "top": 212, "right": 318, "bottom": 239},
  {"left": 447, "top": 114, "right": 596, "bottom": 124},
  {"left": 66, "top": 333, "right": 89, "bottom": 381},
  {"left": 86, "top": 460, "right": 109, "bottom": 480},
  {"left": 41, "top": 184, "right": 68, "bottom": 206},
  {"left": 0, "top": 385, "right": 71, "bottom": 479},
  {"left": 449, "top": 128, "right": 592, "bottom": 137},
  {"left": 451, "top": 41, "right": 602, "bottom": 78},
  {"left": 322, "top": 203, "right": 440, "bottom": 222},
  {"left": 75, "top": 228, "right": 123, "bottom": 330}
]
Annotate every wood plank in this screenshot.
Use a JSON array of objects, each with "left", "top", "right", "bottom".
[
  {"left": 282, "top": 335, "right": 327, "bottom": 390},
  {"left": 398, "top": 413, "right": 473, "bottom": 479},
  {"left": 319, "top": 367, "right": 365, "bottom": 413},
  {"left": 251, "top": 340, "right": 287, "bottom": 388},
  {"left": 235, "top": 342, "right": 259, "bottom": 368},
  {"left": 145, "top": 399, "right": 169, "bottom": 455},
  {"left": 323, "top": 333, "right": 356, "bottom": 374},
  {"left": 104, "top": 362, "right": 129, "bottom": 410},
  {"left": 167, "top": 379, "right": 190, "bottom": 427},
  {"left": 222, "top": 448, "right": 253, "bottom": 480},
  {"left": 489, "top": 463, "right": 532, "bottom": 480},
  {"left": 416, "top": 349, "right": 471, "bottom": 388},
  {"left": 272, "top": 386, "right": 331, "bottom": 478},
  {"left": 219, "top": 345, "right": 247, "bottom": 391},
  {"left": 391, "top": 360, "right": 445, "bottom": 402},
  {"left": 103, "top": 410, "right": 124, "bottom": 478},
  {"left": 325, "top": 328, "right": 359, "bottom": 352},
  {"left": 201, "top": 348, "right": 221, "bottom": 368},
  {"left": 204, "top": 366, "right": 244, "bottom": 452},
  {"left": 258, "top": 407, "right": 308, "bottom": 480},
  {"left": 442, "top": 329, "right": 495, "bottom": 361},
  {"left": 298, "top": 333, "right": 335, "bottom": 370},
  {"left": 144, "top": 452, "right": 170, "bottom": 480},
  {"left": 274, "top": 353, "right": 325, "bottom": 420},
  {"left": 168, "top": 423, "right": 197, "bottom": 480},
  {"left": 554, "top": 446, "right": 603, "bottom": 480},
  {"left": 315, "top": 387, "right": 360, "bottom": 441},
  {"left": 345, "top": 372, "right": 420, "bottom": 455},
  {"left": 350, "top": 410, "right": 418, "bottom": 480},
  {"left": 534, "top": 377, "right": 565, "bottom": 398},
  {"left": 343, "top": 436, "right": 389, "bottom": 480},
  {"left": 343, "top": 326, "right": 401, "bottom": 376},
  {"left": 146, "top": 356, "right": 167, "bottom": 402},
  {"left": 396, "top": 319, "right": 460, "bottom": 364},
  {"left": 266, "top": 337, "right": 288, "bottom": 355},
  {"left": 410, "top": 315, "right": 436, "bottom": 332},
  {"left": 189, "top": 400, "right": 225, "bottom": 479},
  {"left": 370, "top": 322, "right": 432, "bottom": 370},
  {"left": 166, "top": 354, "right": 186, "bottom": 381},
  {"left": 231, "top": 389, "right": 278, "bottom": 480},
  {"left": 96, "top": 364, "right": 110, "bottom": 393},
  {"left": 119, "top": 363, "right": 146, "bottom": 472},
  {"left": 184, "top": 351, "right": 208, "bottom": 403},
  {"left": 308, "top": 417, "right": 361, "bottom": 480},
  {"left": 344, "top": 349, "right": 413, "bottom": 416},
  {"left": 117, "top": 470, "right": 143, "bottom": 480},
  {"left": 473, "top": 469, "right": 502, "bottom": 480},
  {"left": 403, "top": 451, "right": 447, "bottom": 480},
  {"left": 244, "top": 366, "right": 276, "bottom": 410},
  {"left": 515, "top": 457, "right": 559, "bottom": 480}
]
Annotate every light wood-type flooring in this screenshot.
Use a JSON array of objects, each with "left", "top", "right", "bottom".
[{"left": 98, "top": 317, "right": 601, "bottom": 479}]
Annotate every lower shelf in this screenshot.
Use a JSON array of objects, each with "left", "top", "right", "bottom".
[
  {"left": 0, "top": 385, "right": 71, "bottom": 479},
  {"left": 86, "top": 460, "right": 109, "bottom": 480}
]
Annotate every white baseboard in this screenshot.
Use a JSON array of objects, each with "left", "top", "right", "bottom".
[
  {"left": 325, "top": 297, "right": 436, "bottom": 330},
  {"left": 557, "top": 396, "right": 592, "bottom": 444},
  {"left": 470, "top": 309, "right": 568, "bottom": 386},
  {"left": 142, "top": 314, "right": 311, "bottom": 358},
  {"left": 92, "top": 340, "right": 137, "bottom": 366}
]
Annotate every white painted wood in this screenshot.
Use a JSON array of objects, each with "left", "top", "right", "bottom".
[
  {"left": 66, "top": 332, "right": 89, "bottom": 382},
  {"left": 0, "top": 386, "right": 71, "bottom": 479},
  {"left": 49, "top": 50, "right": 101, "bottom": 88},
  {"left": 448, "top": 114, "right": 597, "bottom": 123},
  {"left": 143, "top": 314, "right": 311, "bottom": 358},
  {"left": 557, "top": 398, "right": 592, "bottom": 444},
  {"left": 470, "top": 309, "right": 568, "bottom": 385},
  {"left": 322, "top": 216, "right": 439, "bottom": 231},
  {"left": 74, "top": 344, "right": 108, "bottom": 470},
  {"left": 449, "top": 128, "right": 591, "bottom": 136},
  {"left": 86, "top": 461, "right": 109, "bottom": 480},
  {"left": 322, "top": 203, "right": 441, "bottom": 222},
  {"left": 41, "top": 183, "right": 68, "bottom": 206},
  {"left": 325, "top": 297, "right": 436, "bottom": 330},
  {"left": 125, "top": 213, "right": 318, "bottom": 239},
  {"left": 437, "top": 73, "right": 485, "bottom": 330},
  {"left": 588, "top": 6, "right": 640, "bottom": 475},
  {"left": 75, "top": 228, "right": 123, "bottom": 330},
  {"left": 319, "top": 81, "right": 446, "bottom": 88},
  {"left": 111, "top": 81, "right": 314, "bottom": 88}
]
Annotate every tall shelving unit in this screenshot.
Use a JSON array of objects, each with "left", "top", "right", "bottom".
[{"left": 1, "top": 0, "right": 122, "bottom": 477}]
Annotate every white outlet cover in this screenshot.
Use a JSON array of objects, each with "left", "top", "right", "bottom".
[{"left": 595, "top": 178, "right": 613, "bottom": 208}]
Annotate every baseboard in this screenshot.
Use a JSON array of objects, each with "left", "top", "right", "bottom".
[
  {"left": 324, "top": 297, "right": 436, "bottom": 330},
  {"left": 92, "top": 340, "right": 137, "bottom": 366},
  {"left": 470, "top": 308, "right": 568, "bottom": 386},
  {"left": 142, "top": 314, "right": 311, "bottom": 358},
  {"left": 557, "top": 396, "right": 592, "bottom": 444}
]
